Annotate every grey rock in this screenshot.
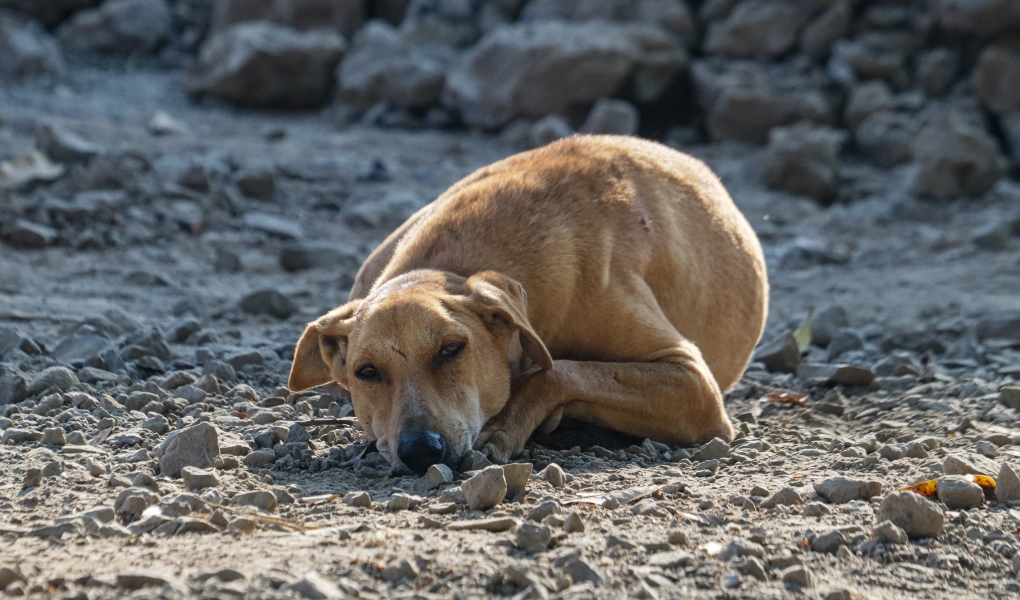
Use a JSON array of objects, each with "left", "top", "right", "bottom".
[
  {"left": 943, "top": 453, "right": 999, "bottom": 477},
  {"left": 142, "top": 414, "right": 169, "bottom": 434},
  {"left": 462, "top": 465, "right": 507, "bottom": 510},
  {"left": 760, "top": 487, "right": 803, "bottom": 509},
  {"left": 814, "top": 477, "right": 882, "bottom": 504},
  {"left": 741, "top": 556, "right": 768, "bottom": 581},
  {"left": 52, "top": 333, "right": 115, "bottom": 364},
  {"left": 0, "top": 373, "right": 28, "bottom": 405},
  {"left": 579, "top": 98, "right": 640, "bottom": 136},
  {"left": 513, "top": 522, "right": 552, "bottom": 553},
  {"left": 917, "top": 47, "right": 958, "bottom": 97},
  {"left": 41, "top": 427, "right": 65, "bottom": 446},
  {"left": 115, "top": 486, "right": 160, "bottom": 523},
  {"left": 157, "top": 422, "right": 219, "bottom": 478},
  {"left": 443, "top": 21, "right": 685, "bottom": 128},
  {"left": 911, "top": 111, "right": 1007, "bottom": 200},
  {"left": 811, "top": 305, "right": 848, "bottom": 347},
  {"left": 760, "top": 123, "right": 846, "bottom": 203},
  {"left": 933, "top": 0, "right": 1020, "bottom": 40},
  {"left": 704, "top": 0, "right": 810, "bottom": 59},
  {"left": 0, "top": 9, "right": 64, "bottom": 78},
  {"left": 872, "top": 520, "right": 908, "bottom": 545},
  {"left": 2, "top": 428, "right": 43, "bottom": 443},
  {"left": 280, "top": 241, "right": 358, "bottom": 272},
  {"left": 57, "top": 0, "right": 171, "bottom": 55},
  {"left": 996, "top": 463, "right": 1020, "bottom": 504},
  {"left": 22, "top": 467, "right": 41, "bottom": 489},
  {"left": 562, "top": 558, "right": 602, "bottom": 585},
  {"left": 236, "top": 166, "right": 275, "bottom": 199},
  {"left": 936, "top": 475, "right": 984, "bottom": 510},
  {"left": 1001, "top": 387, "right": 1020, "bottom": 410},
  {"left": 239, "top": 289, "right": 295, "bottom": 319},
  {"left": 780, "top": 565, "right": 813, "bottom": 588},
  {"left": 181, "top": 466, "right": 219, "bottom": 491},
  {"left": 211, "top": 0, "right": 363, "bottom": 37},
  {"left": 501, "top": 462, "right": 532, "bottom": 499},
  {"left": 28, "top": 366, "right": 78, "bottom": 396},
  {"left": 343, "top": 490, "right": 371, "bottom": 508},
  {"left": 338, "top": 20, "right": 450, "bottom": 110},
  {"left": 243, "top": 211, "right": 304, "bottom": 239},
  {"left": 753, "top": 332, "right": 800, "bottom": 373},
  {"left": 2, "top": 219, "right": 58, "bottom": 248},
  {"left": 877, "top": 491, "right": 944, "bottom": 539},
  {"left": 528, "top": 115, "right": 573, "bottom": 149},
  {"left": 242, "top": 448, "right": 276, "bottom": 467},
  {"left": 826, "top": 329, "right": 864, "bottom": 361},
  {"left": 691, "top": 437, "right": 731, "bottom": 462},
  {"left": 538, "top": 463, "right": 566, "bottom": 488},
  {"left": 416, "top": 463, "right": 454, "bottom": 493},
  {"left": 233, "top": 490, "right": 277, "bottom": 513},
  {"left": 0, "top": 566, "right": 27, "bottom": 589},
  {"left": 855, "top": 111, "right": 919, "bottom": 167},
  {"left": 844, "top": 80, "right": 893, "bottom": 133},
  {"left": 810, "top": 529, "right": 846, "bottom": 554},
  {"left": 973, "top": 221, "right": 1010, "bottom": 252},
  {"left": 799, "top": 0, "right": 848, "bottom": 59},
  {"left": 189, "top": 21, "right": 346, "bottom": 109},
  {"left": 115, "top": 570, "right": 179, "bottom": 591}
]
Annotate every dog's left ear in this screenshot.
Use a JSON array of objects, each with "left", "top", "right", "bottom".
[
  {"left": 465, "top": 271, "right": 553, "bottom": 370},
  {"left": 288, "top": 300, "right": 362, "bottom": 392}
]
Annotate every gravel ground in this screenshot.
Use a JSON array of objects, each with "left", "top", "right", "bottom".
[{"left": 2, "top": 66, "right": 1020, "bottom": 600}]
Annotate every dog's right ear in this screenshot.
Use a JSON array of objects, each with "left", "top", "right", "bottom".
[{"left": 288, "top": 301, "right": 361, "bottom": 392}]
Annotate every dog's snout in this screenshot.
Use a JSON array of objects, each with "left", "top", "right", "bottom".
[{"left": 397, "top": 430, "right": 445, "bottom": 473}]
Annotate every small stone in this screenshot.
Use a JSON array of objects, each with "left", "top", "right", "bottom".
[
  {"left": 282, "top": 571, "right": 343, "bottom": 599},
  {"left": 239, "top": 289, "right": 295, "bottom": 319},
  {"left": 877, "top": 491, "right": 944, "bottom": 539},
  {"left": 236, "top": 167, "right": 275, "bottom": 199},
  {"left": 243, "top": 212, "right": 304, "bottom": 239},
  {"left": 462, "top": 465, "right": 507, "bottom": 510},
  {"left": 417, "top": 463, "right": 454, "bottom": 493},
  {"left": 21, "top": 467, "right": 41, "bottom": 489},
  {"left": 34, "top": 121, "right": 104, "bottom": 164},
  {"left": 2, "top": 428, "right": 43, "bottom": 444},
  {"left": 607, "top": 533, "right": 638, "bottom": 550},
  {"left": 691, "top": 437, "right": 731, "bottom": 462},
  {"left": 943, "top": 453, "right": 999, "bottom": 477},
  {"left": 181, "top": 467, "right": 220, "bottom": 491},
  {"left": 42, "top": 460, "right": 62, "bottom": 477},
  {"left": 526, "top": 500, "right": 561, "bottom": 522},
  {"left": 936, "top": 475, "right": 984, "bottom": 510},
  {"left": 811, "top": 529, "right": 846, "bottom": 554},
  {"left": 754, "top": 332, "right": 800, "bottom": 373},
  {"left": 142, "top": 414, "right": 169, "bottom": 434},
  {"left": 513, "top": 522, "right": 552, "bottom": 553},
  {"left": 538, "top": 463, "right": 566, "bottom": 488},
  {"left": 997, "top": 463, "right": 1020, "bottom": 504},
  {"left": 562, "top": 558, "right": 602, "bottom": 585},
  {"left": 668, "top": 529, "right": 689, "bottom": 545},
  {"left": 501, "top": 462, "right": 532, "bottom": 499},
  {"left": 999, "top": 387, "right": 1020, "bottom": 410},
  {"left": 872, "top": 520, "right": 908, "bottom": 545},
  {"left": 233, "top": 490, "right": 277, "bottom": 513},
  {"left": 387, "top": 493, "right": 419, "bottom": 511},
  {"left": 147, "top": 110, "right": 186, "bottom": 136},
  {"left": 226, "top": 517, "right": 257, "bottom": 534},
  {"left": 380, "top": 558, "right": 418, "bottom": 583},
  {"left": 563, "top": 512, "right": 584, "bottom": 533},
  {"left": 344, "top": 491, "right": 371, "bottom": 508},
  {"left": 460, "top": 449, "right": 493, "bottom": 471},
  {"left": 0, "top": 566, "right": 27, "bottom": 589},
  {"left": 446, "top": 517, "right": 518, "bottom": 532},
  {"left": 780, "top": 565, "right": 813, "bottom": 588},
  {"left": 814, "top": 477, "right": 882, "bottom": 504},
  {"left": 28, "top": 366, "right": 78, "bottom": 396},
  {"left": 242, "top": 449, "right": 276, "bottom": 468},
  {"left": 760, "top": 487, "right": 803, "bottom": 509},
  {"left": 579, "top": 98, "right": 639, "bottom": 135},
  {"left": 41, "top": 427, "right": 65, "bottom": 446},
  {"left": 157, "top": 422, "right": 219, "bottom": 478},
  {"left": 115, "top": 570, "right": 177, "bottom": 591}
]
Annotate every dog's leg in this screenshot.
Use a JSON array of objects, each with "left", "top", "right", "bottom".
[{"left": 475, "top": 339, "right": 734, "bottom": 462}]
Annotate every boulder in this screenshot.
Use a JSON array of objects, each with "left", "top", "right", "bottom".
[
  {"left": 704, "top": 0, "right": 811, "bottom": 59},
  {"left": 0, "top": 0, "right": 100, "bottom": 28},
  {"left": 443, "top": 21, "right": 686, "bottom": 129},
  {"left": 211, "top": 0, "right": 364, "bottom": 37},
  {"left": 337, "top": 20, "right": 450, "bottom": 110},
  {"left": 691, "top": 59, "right": 829, "bottom": 143},
  {"left": 911, "top": 112, "right": 1008, "bottom": 200},
  {"left": 57, "top": 0, "right": 172, "bottom": 55},
  {"left": 188, "top": 21, "right": 347, "bottom": 109},
  {"left": 973, "top": 45, "right": 1020, "bottom": 115},
  {"left": 760, "top": 123, "right": 846, "bottom": 203},
  {"left": 0, "top": 9, "right": 64, "bottom": 78}
]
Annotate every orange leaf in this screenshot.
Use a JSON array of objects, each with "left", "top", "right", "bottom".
[
  {"left": 900, "top": 479, "right": 938, "bottom": 497},
  {"left": 766, "top": 392, "right": 808, "bottom": 406},
  {"left": 968, "top": 474, "right": 996, "bottom": 490}
]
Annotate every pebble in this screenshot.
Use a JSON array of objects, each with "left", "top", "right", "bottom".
[
  {"left": 0, "top": 567, "right": 27, "bottom": 589},
  {"left": 236, "top": 167, "right": 275, "bottom": 199},
  {"left": 936, "top": 475, "right": 984, "bottom": 509},
  {"left": 501, "top": 462, "right": 533, "bottom": 498},
  {"left": 2, "top": 429, "right": 43, "bottom": 443},
  {"left": 238, "top": 289, "right": 295, "bottom": 319},
  {"left": 243, "top": 212, "right": 304, "bottom": 239},
  {"left": 538, "top": 463, "right": 566, "bottom": 488},
  {"left": 344, "top": 491, "right": 371, "bottom": 508},
  {"left": 811, "top": 529, "right": 846, "bottom": 554},
  {"left": 813, "top": 476, "right": 882, "bottom": 504},
  {"left": 142, "top": 414, "right": 169, "bottom": 434},
  {"left": 447, "top": 517, "right": 518, "bottom": 532},
  {"left": 513, "top": 522, "right": 552, "bottom": 553},
  {"left": 943, "top": 453, "right": 999, "bottom": 477},
  {"left": 282, "top": 571, "right": 343, "bottom": 599},
  {"left": 387, "top": 493, "right": 420, "bottom": 511},
  {"left": 416, "top": 463, "right": 454, "bottom": 492},
  {"left": 1000, "top": 386, "right": 1020, "bottom": 410},
  {"left": 562, "top": 558, "right": 602, "bottom": 585},
  {"left": 761, "top": 487, "right": 803, "bottom": 508},
  {"left": 877, "top": 491, "right": 944, "bottom": 539},
  {"left": 181, "top": 467, "right": 220, "bottom": 491},
  {"left": 242, "top": 449, "right": 276, "bottom": 468},
  {"left": 381, "top": 558, "right": 418, "bottom": 582},
  {"left": 233, "top": 491, "right": 278, "bottom": 513},
  {"left": 563, "top": 512, "right": 584, "bottom": 533},
  {"left": 157, "top": 423, "right": 220, "bottom": 478},
  {"left": 753, "top": 332, "right": 801, "bottom": 373},
  {"left": 691, "top": 437, "right": 731, "bottom": 462},
  {"left": 462, "top": 465, "right": 507, "bottom": 510},
  {"left": 115, "top": 570, "right": 178, "bottom": 591},
  {"left": 21, "top": 467, "right": 41, "bottom": 490},
  {"left": 997, "top": 463, "right": 1020, "bottom": 504},
  {"left": 226, "top": 517, "right": 257, "bottom": 534},
  {"left": 811, "top": 305, "right": 848, "bottom": 347},
  {"left": 872, "top": 520, "right": 908, "bottom": 544},
  {"left": 40, "top": 427, "right": 65, "bottom": 446}
]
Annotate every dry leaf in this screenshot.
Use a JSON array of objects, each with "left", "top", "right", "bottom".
[
  {"left": 900, "top": 474, "right": 996, "bottom": 498},
  {"left": 793, "top": 305, "right": 815, "bottom": 353},
  {"left": 766, "top": 392, "right": 808, "bottom": 406}
]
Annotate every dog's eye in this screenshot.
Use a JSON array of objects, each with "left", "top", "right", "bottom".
[
  {"left": 438, "top": 342, "right": 465, "bottom": 359},
  {"left": 355, "top": 365, "right": 379, "bottom": 381}
]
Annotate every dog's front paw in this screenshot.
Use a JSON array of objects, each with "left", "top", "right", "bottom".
[{"left": 473, "top": 424, "right": 524, "bottom": 465}]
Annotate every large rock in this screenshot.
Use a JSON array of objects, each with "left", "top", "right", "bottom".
[
  {"left": 911, "top": 112, "right": 1007, "bottom": 200},
  {"left": 211, "top": 0, "right": 363, "bottom": 37},
  {"left": 28, "top": 366, "right": 78, "bottom": 396},
  {"left": 157, "top": 422, "right": 220, "bottom": 478},
  {"left": 704, "top": 0, "right": 811, "bottom": 59},
  {"left": 188, "top": 21, "right": 347, "bottom": 109},
  {"left": 0, "top": 0, "right": 100, "bottom": 28},
  {"left": 997, "top": 463, "right": 1020, "bottom": 505},
  {"left": 461, "top": 465, "right": 507, "bottom": 511},
  {"left": 521, "top": 0, "right": 695, "bottom": 40},
  {"left": 691, "top": 59, "right": 829, "bottom": 143},
  {"left": 936, "top": 475, "right": 984, "bottom": 510},
  {"left": 973, "top": 45, "right": 1020, "bottom": 116},
  {"left": 0, "top": 9, "right": 64, "bottom": 78},
  {"left": 877, "top": 492, "right": 944, "bottom": 539},
  {"left": 931, "top": 0, "right": 1020, "bottom": 38},
  {"left": 442, "top": 21, "right": 686, "bottom": 129},
  {"left": 760, "top": 123, "right": 846, "bottom": 203},
  {"left": 337, "top": 20, "right": 451, "bottom": 110},
  {"left": 57, "top": 0, "right": 172, "bottom": 55}
]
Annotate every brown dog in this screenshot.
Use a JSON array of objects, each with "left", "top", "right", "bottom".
[{"left": 288, "top": 135, "right": 768, "bottom": 473}]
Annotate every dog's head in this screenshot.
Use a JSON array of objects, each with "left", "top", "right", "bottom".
[{"left": 288, "top": 269, "right": 552, "bottom": 473}]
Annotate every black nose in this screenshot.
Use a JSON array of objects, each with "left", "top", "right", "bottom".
[{"left": 397, "top": 430, "right": 445, "bottom": 473}]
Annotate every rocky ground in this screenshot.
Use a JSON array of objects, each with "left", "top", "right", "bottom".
[{"left": 2, "top": 0, "right": 1020, "bottom": 599}]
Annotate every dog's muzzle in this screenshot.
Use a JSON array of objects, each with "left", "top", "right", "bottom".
[{"left": 397, "top": 430, "right": 445, "bottom": 473}]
